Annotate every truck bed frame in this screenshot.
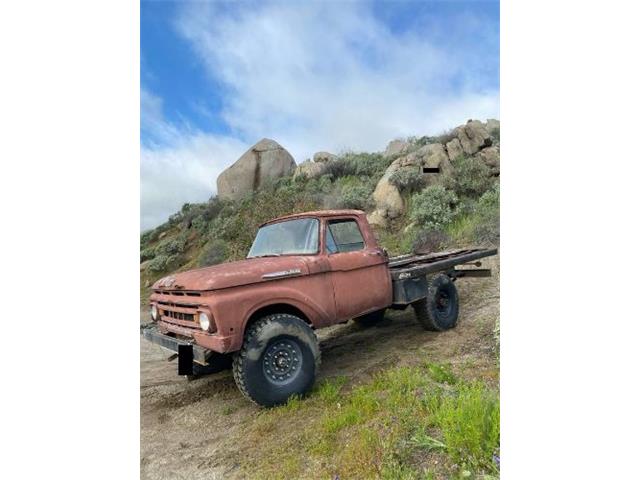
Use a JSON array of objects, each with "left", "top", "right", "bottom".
[{"left": 389, "top": 248, "right": 498, "bottom": 305}]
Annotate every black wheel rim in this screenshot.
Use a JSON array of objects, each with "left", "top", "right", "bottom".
[
  {"left": 435, "top": 288, "right": 452, "bottom": 316},
  {"left": 262, "top": 339, "right": 303, "bottom": 385}
]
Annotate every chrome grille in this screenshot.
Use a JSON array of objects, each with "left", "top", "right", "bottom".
[{"left": 162, "top": 310, "right": 195, "bottom": 322}]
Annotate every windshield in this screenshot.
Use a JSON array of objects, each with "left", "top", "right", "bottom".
[{"left": 248, "top": 218, "right": 319, "bottom": 257}]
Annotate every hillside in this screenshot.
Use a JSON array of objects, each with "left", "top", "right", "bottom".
[{"left": 140, "top": 119, "right": 500, "bottom": 304}]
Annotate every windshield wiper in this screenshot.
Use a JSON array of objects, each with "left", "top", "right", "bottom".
[{"left": 250, "top": 254, "right": 282, "bottom": 258}]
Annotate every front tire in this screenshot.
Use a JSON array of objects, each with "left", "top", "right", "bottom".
[
  {"left": 232, "top": 313, "right": 320, "bottom": 407},
  {"left": 412, "top": 273, "right": 459, "bottom": 331}
]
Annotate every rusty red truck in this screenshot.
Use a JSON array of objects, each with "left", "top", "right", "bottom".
[{"left": 143, "top": 209, "right": 497, "bottom": 406}]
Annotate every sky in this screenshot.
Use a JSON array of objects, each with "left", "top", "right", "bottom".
[{"left": 140, "top": 0, "right": 500, "bottom": 230}]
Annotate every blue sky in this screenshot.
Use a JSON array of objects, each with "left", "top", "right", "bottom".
[{"left": 141, "top": 0, "right": 500, "bottom": 230}]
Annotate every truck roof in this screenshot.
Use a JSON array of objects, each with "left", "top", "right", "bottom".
[{"left": 262, "top": 209, "right": 365, "bottom": 226}]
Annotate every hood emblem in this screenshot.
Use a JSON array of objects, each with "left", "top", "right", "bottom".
[{"left": 262, "top": 269, "right": 302, "bottom": 279}]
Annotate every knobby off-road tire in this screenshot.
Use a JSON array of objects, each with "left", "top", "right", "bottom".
[
  {"left": 412, "top": 273, "right": 459, "bottom": 331},
  {"left": 353, "top": 308, "right": 387, "bottom": 327},
  {"left": 232, "top": 313, "right": 321, "bottom": 407}
]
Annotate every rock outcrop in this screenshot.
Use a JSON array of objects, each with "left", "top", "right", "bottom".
[
  {"left": 383, "top": 139, "right": 410, "bottom": 158},
  {"left": 368, "top": 143, "right": 452, "bottom": 227},
  {"left": 475, "top": 145, "right": 500, "bottom": 176},
  {"left": 293, "top": 159, "right": 327, "bottom": 180},
  {"left": 369, "top": 119, "right": 499, "bottom": 227},
  {"left": 217, "top": 138, "right": 296, "bottom": 201},
  {"left": 445, "top": 138, "right": 464, "bottom": 162},
  {"left": 371, "top": 160, "right": 405, "bottom": 221},
  {"left": 313, "top": 151, "right": 337, "bottom": 163},
  {"left": 215, "top": 119, "right": 499, "bottom": 218},
  {"left": 454, "top": 120, "right": 492, "bottom": 156},
  {"left": 293, "top": 151, "right": 337, "bottom": 180}
]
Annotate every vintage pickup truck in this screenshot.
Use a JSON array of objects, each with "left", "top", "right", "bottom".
[{"left": 143, "top": 209, "right": 497, "bottom": 406}]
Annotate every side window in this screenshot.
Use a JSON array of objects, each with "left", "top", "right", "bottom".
[{"left": 326, "top": 220, "right": 365, "bottom": 253}]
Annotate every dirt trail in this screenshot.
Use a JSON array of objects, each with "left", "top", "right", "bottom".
[{"left": 140, "top": 257, "right": 499, "bottom": 479}]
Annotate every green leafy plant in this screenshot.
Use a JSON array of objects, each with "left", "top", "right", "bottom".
[
  {"left": 140, "top": 246, "right": 156, "bottom": 262},
  {"left": 389, "top": 167, "right": 426, "bottom": 193},
  {"left": 338, "top": 183, "right": 374, "bottom": 210},
  {"left": 324, "top": 152, "right": 393, "bottom": 179},
  {"left": 444, "top": 155, "right": 495, "bottom": 199},
  {"left": 473, "top": 183, "right": 500, "bottom": 245},
  {"left": 197, "top": 239, "right": 228, "bottom": 267},
  {"left": 147, "top": 253, "right": 180, "bottom": 273},
  {"left": 409, "top": 185, "right": 458, "bottom": 230},
  {"left": 489, "top": 127, "right": 500, "bottom": 142}
]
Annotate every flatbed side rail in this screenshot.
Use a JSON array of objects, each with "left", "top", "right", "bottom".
[{"left": 389, "top": 248, "right": 498, "bottom": 280}]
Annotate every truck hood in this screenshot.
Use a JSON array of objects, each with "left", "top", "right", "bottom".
[{"left": 152, "top": 256, "right": 312, "bottom": 291}]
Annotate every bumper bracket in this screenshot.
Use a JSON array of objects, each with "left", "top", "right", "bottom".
[{"left": 142, "top": 326, "right": 210, "bottom": 369}]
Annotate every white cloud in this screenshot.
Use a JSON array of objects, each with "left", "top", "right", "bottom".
[
  {"left": 175, "top": 1, "right": 499, "bottom": 160},
  {"left": 141, "top": 2, "right": 499, "bottom": 230},
  {"left": 140, "top": 89, "right": 248, "bottom": 230}
]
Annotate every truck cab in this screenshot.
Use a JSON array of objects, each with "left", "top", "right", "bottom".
[{"left": 147, "top": 210, "right": 390, "bottom": 352}]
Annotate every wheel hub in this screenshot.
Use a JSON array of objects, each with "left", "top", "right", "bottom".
[
  {"left": 263, "top": 339, "right": 302, "bottom": 384},
  {"left": 436, "top": 291, "right": 450, "bottom": 311}
]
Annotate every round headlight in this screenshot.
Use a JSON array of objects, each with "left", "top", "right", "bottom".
[
  {"left": 150, "top": 304, "right": 158, "bottom": 321},
  {"left": 198, "top": 312, "right": 211, "bottom": 331}
]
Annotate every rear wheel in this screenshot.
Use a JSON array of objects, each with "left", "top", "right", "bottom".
[
  {"left": 232, "top": 313, "right": 320, "bottom": 407},
  {"left": 412, "top": 273, "right": 459, "bottom": 331},
  {"left": 353, "top": 308, "right": 386, "bottom": 327}
]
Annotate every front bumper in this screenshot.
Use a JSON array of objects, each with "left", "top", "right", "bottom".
[{"left": 142, "top": 326, "right": 210, "bottom": 368}]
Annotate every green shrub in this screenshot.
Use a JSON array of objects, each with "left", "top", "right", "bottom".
[
  {"left": 140, "top": 246, "right": 156, "bottom": 262},
  {"left": 210, "top": 180, "right": 322, "bottom": 260},
  {"left": 409, "top": 185, "right": 458, "bottom": 230},
  {"left": 198, "top": 239, "right": 228, "bottom": 267},
  {"left": 478, "top": 182, "right": 499, "bottom": 210},
  {"left": 159, "top": 236, "right": 187, "bottom": 255},
  {"left": 147, "top": 254, "right": 180, "bottom": 273},
  {"left": 140, "top": 229, "right": 155, "bottom": 247},
  {"left": 444, "top": 155, "right": 495, "bottom": 199},
  {"left": 474, "top": 184, "right": 500, "bottom": 245},
  {"left": 337, "top": 184, "right": 373, "bottom": 210},
  {"left": 202, "top": 196, "right": 226, "bottom": 220},
  {"left": 324, "top": 152, "right": 392, "bottom": 180},
  {"left": 140, "top": 225, "right": 168, "bottom": 249},
  {"left": 389, "top": 167, "right": 426, "bottom": 193}
]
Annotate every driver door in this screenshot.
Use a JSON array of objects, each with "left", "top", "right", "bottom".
[{"left": 325, "top": 217, "right": 392, "bottom": 320}]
